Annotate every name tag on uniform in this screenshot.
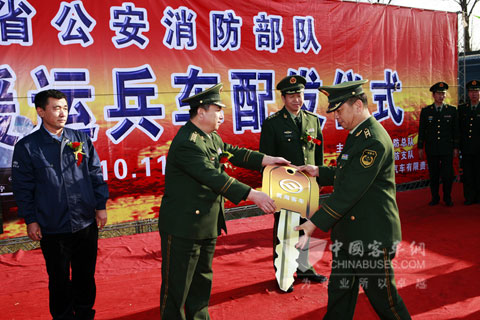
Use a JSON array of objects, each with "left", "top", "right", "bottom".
[
  {"left": 444, "top": 115, "right": 452, "bottom": 118},
  {"left": 284, "top": 131, "right": 293, "bottom": 138},
  {"left": 341, "top": 154, "right": 349, "bottom": 160},
  {"left": 428, "top": 116, "right": 433, "bottom": 121},
  {"left": 307, "top": 128, "right": 314, "bottom": 133}
]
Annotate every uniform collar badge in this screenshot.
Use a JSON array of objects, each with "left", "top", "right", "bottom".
[{"left": 363, "top": 128, "right": 371, "bottom": 138}]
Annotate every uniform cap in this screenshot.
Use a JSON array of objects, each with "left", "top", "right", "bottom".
[
  {"left": 429, "top": 82, "right": 449, "bottom": 93},
  {"left": 276, "top": 75, "right": 306, "bottom": 95},
  {"left": 318, "top": 80, "right": 368, "bottom": 113},
  {"left": 181, "top": 83, "right": 226, "bottom": 108},
  {"left": 466, "top": 80, "right": 480, "bottom": 91}
]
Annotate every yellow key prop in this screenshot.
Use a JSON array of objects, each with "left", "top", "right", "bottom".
[{"left": 262, "top": 165, "right": 319, "bottom": 292}]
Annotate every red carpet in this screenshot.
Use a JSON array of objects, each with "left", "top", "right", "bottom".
[{"left": 1, "top": 183, "right": 479, "bottom": 319}]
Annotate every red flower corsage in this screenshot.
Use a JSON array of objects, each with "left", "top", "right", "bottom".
[
  {"left": 301, "top": 131, "right": 322, "bottom": 146},
  {"left": 219, "top": 151, "right": 233, "bottom": 164},
  {"left": 219, "top": 151, "right": 234, "bottom": 172},
  {"left": 67, "top": 141, "right": 85, "bottom": 166}
]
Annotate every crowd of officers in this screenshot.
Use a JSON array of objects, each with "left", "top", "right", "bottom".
[{"left": 418, "top": 80, "right": 480, "bottom": 206}]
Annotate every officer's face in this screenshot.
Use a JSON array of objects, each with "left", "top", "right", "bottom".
[
  {"left": 432, "top": 91, "right": 446, "bottom": 105},
  {"left": 468, "top": 89, "right": 479, "bottom": 104},
  {"left": 334, "top": 100, "right": 362, "bottom": 131},
  {"left": 282, "top": 91, "right": 304, "bottom": 115},
  {"left": 36, "top": 97, "right": 69, "bottom": 134},
  {"left": 200, "top": 104, "right": 224, "bottom": 133}
]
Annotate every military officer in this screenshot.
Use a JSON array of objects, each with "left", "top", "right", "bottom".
[
  {"left": 458, "top": 80, "right": 480, "bottom": 205},
  {"left": 417, "top": 82, "right": 459, "bottom": 206},
  {"left": 296, "top": 80, "right": 411, "bottom": 319},
  {"left": 259, "top": 75, "right": 327, "bottom": 292},
  {"left": 158, "top": 83, "right": 290, "bottom": 320}
]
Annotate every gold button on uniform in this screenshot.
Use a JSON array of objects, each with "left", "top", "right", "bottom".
[
  {"left": 195, "top": 210, "right": 200, "bottom": 215},
  {"left": 350, "top": 216, "right": 355, "bottom": 221}
]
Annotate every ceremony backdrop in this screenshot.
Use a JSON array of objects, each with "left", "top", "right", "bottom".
[{"left": 0, "top": 0, "right": 458, "bottom": 238}]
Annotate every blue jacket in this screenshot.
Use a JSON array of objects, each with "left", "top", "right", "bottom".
[{"left": 12, "top": 126, "right": 109, "bottom": 234}]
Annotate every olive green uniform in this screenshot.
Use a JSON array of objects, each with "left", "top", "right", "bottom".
[
  {"left": 159, "top": 120, "right": 264, "bottom": 320},
  {"left": 458, "top": 101, "right": 480, "bottom": 203},
  {"left": 417, "top": 103, "right": 459, "bottom": 203},
  {"left": 259, "top": 106, "right": 323, "bottom": 273},
  {"left": 311, "top": 116, "right": 410, "bottom": 319}
]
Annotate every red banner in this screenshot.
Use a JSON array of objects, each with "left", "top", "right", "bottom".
[{"left": 0, "top": 0, "right": 458, "bottom": 238}]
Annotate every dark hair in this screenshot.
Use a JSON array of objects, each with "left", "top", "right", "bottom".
[
  {"left": 188, "top": 104, "right": 210, "bottom": 118},
  {"left": 34, "top": 89, "right": 67, "bottom": 110},
  {"left": 345, "top": 93, "right": 368, "bottom": 108}
]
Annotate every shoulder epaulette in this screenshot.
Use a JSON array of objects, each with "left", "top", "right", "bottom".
[
  {"left": 265, "top": 111, "right": 280, "bottom": 120},
  {"left": 189, "top": 131, "right": 198, "bottom": 143},
  {"left": 303, "top": 109, "right": 317, "bottom": 117}
]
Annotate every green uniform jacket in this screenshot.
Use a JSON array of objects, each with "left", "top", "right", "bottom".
[
  {"left": 310, "top": 117, "right": 402, "bottom": 250},
  {"left": 458, "top": 102, "right": 480, "bottom": 155},
  {"left": 259, "top": 107, "right": 323, "bottom": 166},
  {"left": 418, "top": 103, "right": 459, "bottom": 155},
  {"left": 158, "top": 121, "right": 264, "bottom": 240}
]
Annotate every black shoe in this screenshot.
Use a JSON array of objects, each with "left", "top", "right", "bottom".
[
  {"left": 445, "top": 200, "right": 453, "bottom": 207},
  {"left": 296, "top": 268, "right": 327, "bottom": 283},
  {"left": 286, "top": 284, "right": 294, "bottom": 293},
  {"left": 464, "top": 200, "right": 474, "bottom": 205},
  {"left": 429, "top": 199, "right": 439, "bottom": 206}
]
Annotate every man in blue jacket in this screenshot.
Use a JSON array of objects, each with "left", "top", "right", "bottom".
[{"left": 12, "top": 89, "right": 109, "bottom": 320}]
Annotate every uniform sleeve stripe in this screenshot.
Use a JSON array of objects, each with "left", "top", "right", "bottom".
[
  {"left": 220, "top": 177, "right": 235, "bottom": 194},
  {"left": 322, "top": 209, "right": 340, "bottom": 220},
  {"left": 243, "top": 150, "right": 252, "bottom": 162},
  {"left": 323, "top": 204, "right": 342, "bottom": 219}
]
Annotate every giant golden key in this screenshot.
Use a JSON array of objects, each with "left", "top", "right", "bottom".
[
  {"left": 262, "top": 165, "right": 319, "bottom": 218},
  {"left": 262, "top": 165, "right": 319, "bottom": 292}
]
